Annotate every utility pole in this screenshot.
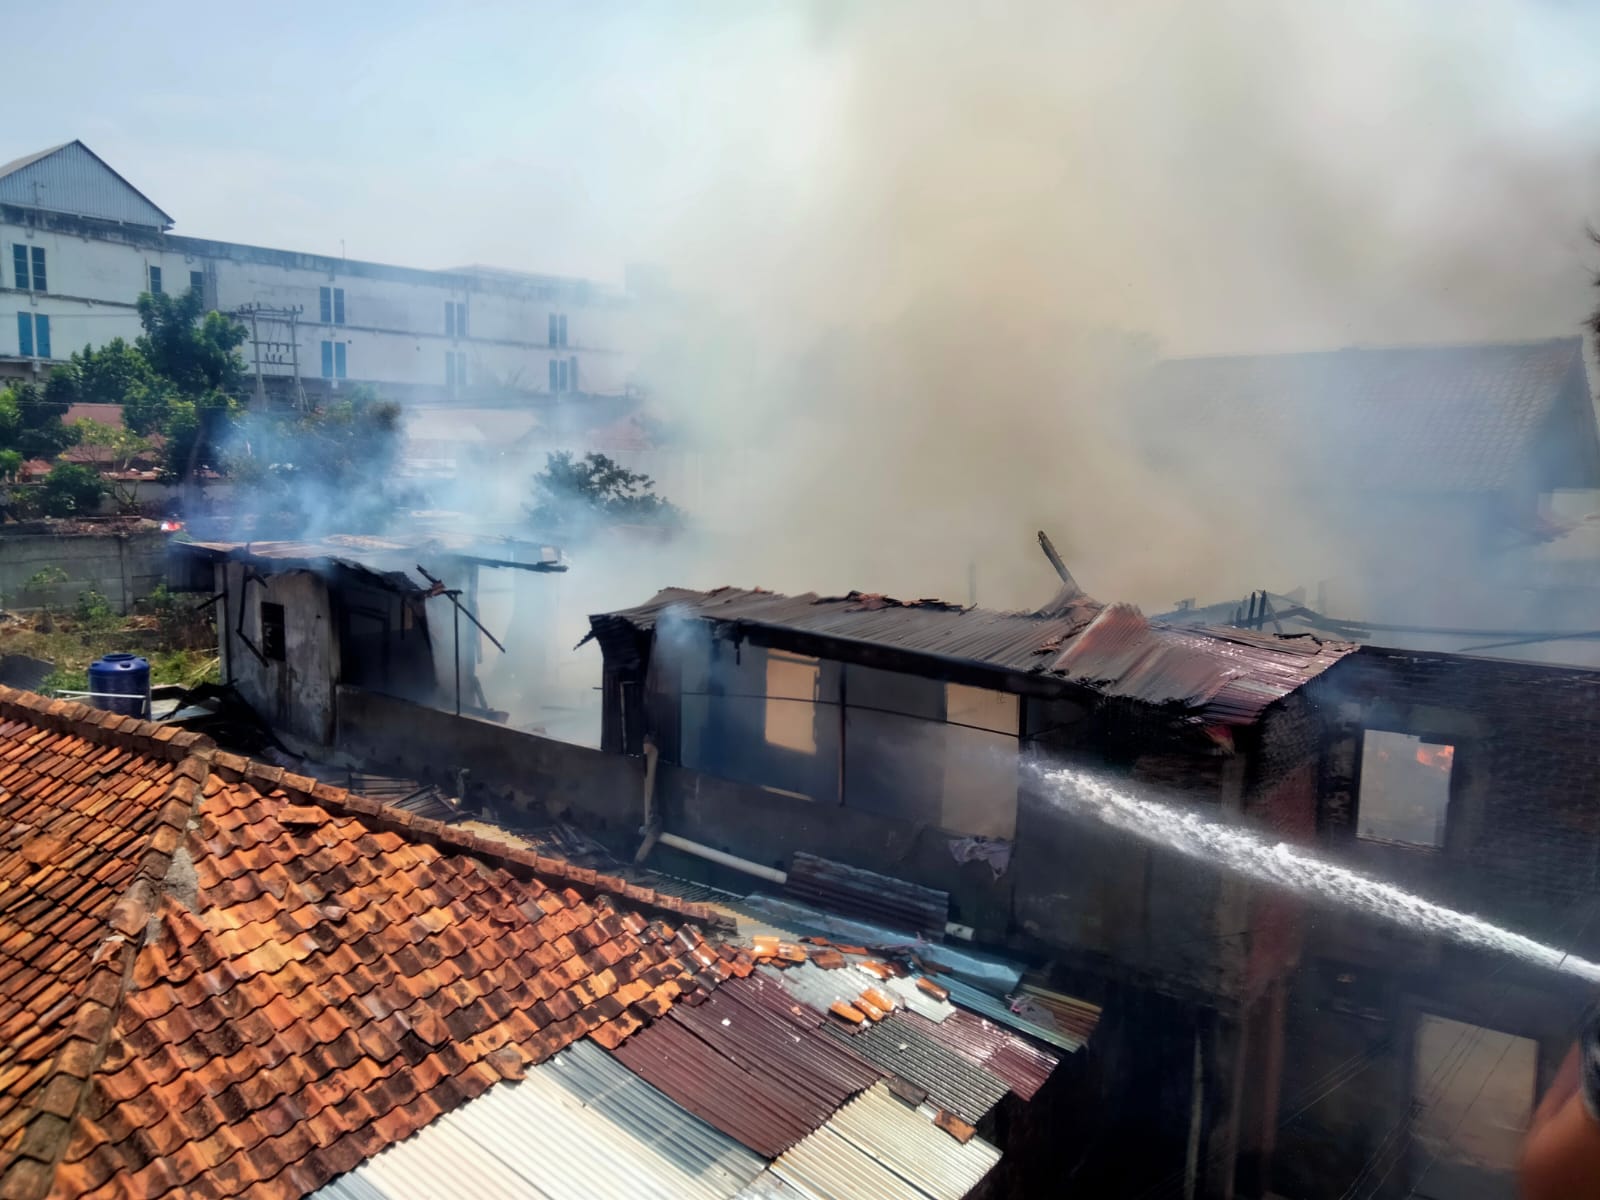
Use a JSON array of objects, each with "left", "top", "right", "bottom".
[
  {"left": 232, "top": 303, "right": 306, "bottom": 412},
  {"left": 248, "top": 309, "right": 265, "bottom": 412}
]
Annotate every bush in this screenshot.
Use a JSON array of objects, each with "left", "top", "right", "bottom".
[
  {"left": 39, "top": 464, "right": 105, "bottom": 518},
  {"left": 73, "top": 589, "right": 115, "bottom": 629}
]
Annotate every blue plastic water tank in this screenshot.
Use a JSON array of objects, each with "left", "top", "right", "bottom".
[{"left": 87, "top": 653, "right": 150, "bottom": 719}]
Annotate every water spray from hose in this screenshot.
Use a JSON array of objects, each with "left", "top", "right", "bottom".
[{"left": 1037, "top": 765, "right": 1600, "bottom": 984}]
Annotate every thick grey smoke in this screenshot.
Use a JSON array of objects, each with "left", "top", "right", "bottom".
[{"left": 617, "top": 1, "right": 1600, "bottom": 614}]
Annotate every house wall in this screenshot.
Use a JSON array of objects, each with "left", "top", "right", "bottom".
[
  {"left": 217, "top": 562, "right": 338, "bottom": 747},
  {"left": 1, "top": 210, "right": 633, "bottom": 400},
  {"left": 1269, "top": 649, "right": 1600, "bottom": 1200},
  {"left": 646, "top": 620, "right": 1023, "bottom": 840}
]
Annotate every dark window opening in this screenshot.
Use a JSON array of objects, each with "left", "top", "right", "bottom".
[
  {"left": 189, "top": 269, "right": 204, "bottom": 295},
  {"left": 260, "top": 602, "right": 286, "bottom": 662},
  {"left": 147, "top": 265, "right": 162, "bottom": 294}
]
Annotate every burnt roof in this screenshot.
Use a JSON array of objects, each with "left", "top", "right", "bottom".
[
  {"left": 589, "top": 587, "right": 1357, "bottom": 727},
  {"left": 175, "top": 532, "right": 567, "bottom": 594},
  {"left": 1144, "top": 337, "right": 1599, "bottom": 493}
]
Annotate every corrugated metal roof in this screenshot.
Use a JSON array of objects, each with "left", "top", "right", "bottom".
[
  {"left": 939, "top": 977, "right": 1100, "bottom": 1053},
  {"left": 175, "top": 531, "right": 566, "bottom": 590},
  {"left": 611, "top": 1014, "right": 832, "bottom": 1158},
  {"left": 312, "top": 1041, "right": 766, "bottom": 1200},
  {"left": 786, "top": 853, "right": 949, "bottom": 936},
  {"left": 900, "top": 1010, "right": 1060, "bottom": 1101},
  {"left": 823, "top": 1014, "right": 1011, "bottom": 1124},
  {"left": 766, "top": 1083, "right": 1001, "bottom": 1200},
  {"left": 610, "top": 973, "right": 881, "bottom": 1158},
  {"left": 0, "top": 140, "right": 173, "bottom": 227},
  {"left": 760, "top": 960, "right": 902, "bottom": 1018},
  {"left": 734, "top": 1175, "right": 812, "bottom": 1199},
  {"left": 590, "top": 587, "right": 1355, "bottom": 727}
]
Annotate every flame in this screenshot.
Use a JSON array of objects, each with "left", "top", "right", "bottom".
[{"left": 1415, "top": 744, "right": 1454, "bottom": 771}]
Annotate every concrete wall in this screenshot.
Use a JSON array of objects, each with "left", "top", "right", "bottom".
[
  {"left": 333, "top": 685, "right": 1020, "bottom": 937},
  {"left": 0, "top": 528, "right": 166, "bottom": 614}
]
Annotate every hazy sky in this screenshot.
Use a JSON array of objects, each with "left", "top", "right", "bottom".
[{"left": 27, "top": 1, "right": 830, "bottom": 281}]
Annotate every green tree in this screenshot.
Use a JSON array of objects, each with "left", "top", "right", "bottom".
[
  {"left": 135, "top": 291, "right": 246, "bottom": 397},
  {"left": 42, "top": 338, "right": 155, "bottom": 409},
  {"left": 0, "top": 383, "right": 80, "bottom": 461},
  {"left": 132, "top": 291, "right": 246, "bottom": 481},
  {"left": 38, "top": 463, "right": 104, "bottom": 517},
  {"left": 227, "top": 386, "right": 409, "bottom": 532},
  {"left": 527, "top": 451, "right": 679, "bottom": 534}
]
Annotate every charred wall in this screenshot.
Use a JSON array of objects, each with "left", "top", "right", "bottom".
[{"left": 1270, "top": 648, "right": 1600, "bottom": 1200}]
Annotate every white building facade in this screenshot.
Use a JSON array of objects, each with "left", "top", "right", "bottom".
[{"left": 0, "top": 141, "right": 634, "bottom": 404}]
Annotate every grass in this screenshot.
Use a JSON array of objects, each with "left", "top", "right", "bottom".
[{"left": 8, "top": 603, "right": 221, "bottom": 697}]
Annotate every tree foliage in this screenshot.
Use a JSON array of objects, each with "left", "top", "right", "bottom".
[
  {"left": 527, "top": 451, "right": 679, "bottom": 534},
  {"left": 0, "top": 383, "right": 81, "bottom": 462},
  {"left": 227, "top": 387, "right": 410, "bottom": 533},
  {"left": 43, "top": 339, "right": 154, "bottom": 409},
  {"left": 38, "top": 463, "right": 105, "bottom": 518},
  {"left": 72, "top": 419, "right": 156, "bottom": 511}
]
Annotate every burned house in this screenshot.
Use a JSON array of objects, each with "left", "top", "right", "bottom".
[
  {"left": 586, "top": 583, "right": 1364, "bottom": 1196},
  {"left": 169, "top": 533, "right": 564, "bottom": 748},
  {"left": 1263, "top": 647, "right": 1600, "bottom": 1200}
]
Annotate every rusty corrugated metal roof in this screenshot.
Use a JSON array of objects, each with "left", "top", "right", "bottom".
[
  {"left": 785, "top": 853, "right": 949, "bottom": 936},
  {"left": 175, "top": 530, "right": 566, "bottom": 588},
  {"left": 822, "top": 1013, "right": 1010, "bottom": 1124},
  {"left": 609, "top": 973, "right": 881, "bottom": 1158},
  {"left": 899, "top": 1010, "right": 1060, "bottom": 1102},
  {"left": 591, "top": 587, "right": 1356, "bottom": 726}
]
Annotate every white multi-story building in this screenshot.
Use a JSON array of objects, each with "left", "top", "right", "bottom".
[{"left": 0, "top": 140, "right": 633, "bottom": 404}]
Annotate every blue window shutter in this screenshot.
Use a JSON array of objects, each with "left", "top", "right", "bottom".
[
  {"left": 557, "top": 360, "right": 568, "bottom": 392},
  {"left": 30, "top": 247, "right": 43, "bottom": 293},
  {"left": 333, "top": 288, "right": 345, "bottom": 325},
  {"left": 334, "top": 342, "right": 347, "bottom": 379},
  {"left": 445, "top": 302, "right": 455, "bottom": 338},
  {"left": 320, "top": 340, "right": 334, "bottom": 378},
  {"left": 12, "top": 246, "right": 27, "bottom": 290},
  {"left": 190, "top": 270, "right": 204, "bottom": 294},
  {"left": 548, "top": 359, "right": 557, "bottom": 391},
  {"left": 34, "top": 316, "right": 49, "bottom": 359},
  {"left": 548, "top": 313, "right": 557, "bottom": 345},
  {"left": 458, "top": 304, "right": 467, "bottom": 338},
  {"left": 16, "top": 313, "right": 31, "bottom": 357},
  {"left": 319, "top": 287, "right": 332, "bottom": 324},
  {"left": 568, "top": 356, "right": 578, "bottom": 394},
  {"left": 559, "top": 315, "right": 568, "bottom": 347}
]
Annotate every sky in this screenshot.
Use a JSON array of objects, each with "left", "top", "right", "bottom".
[{"left": 26, "top": 1, "right": 834, "bottom": 283}]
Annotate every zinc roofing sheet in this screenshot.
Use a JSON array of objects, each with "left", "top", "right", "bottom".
[
  {"left": 312, "top": 1041, "right": 766, "bottom": 1200},
  {"left": 611, "top": 1014, "right": 829, "bottom": 1158},
  {"left": 939, "top": 977, "right": 1098, "bottom": 1053},
  {"left": 823, "top": 1014, "right": 1011, "bottom": 1124},
  {"left": 765, "top": 1083, "right": 1001, "bottom": 1200},
  {"left": 902, "top": 1010, "right": 1060, "bottom": 1101}
]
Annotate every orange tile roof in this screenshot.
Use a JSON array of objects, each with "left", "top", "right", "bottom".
[{"left": 0, "top": 688, "right": 746, "bottom": 1200}]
